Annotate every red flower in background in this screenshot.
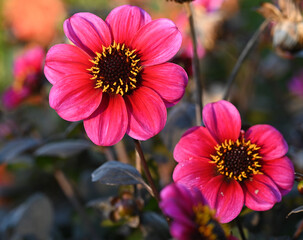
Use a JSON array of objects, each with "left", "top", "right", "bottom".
[
  {"left": 45, "top": 5, "right": 188, "bottom": 146},
  {"left": 173, "top": 100, "right": 294, "bottom": 223},
  {"left": 2, "top": 46, "right": 45, "bottom": 110},
  {"left": 160, "top": 183, "right": 238, "bottom": 240}
]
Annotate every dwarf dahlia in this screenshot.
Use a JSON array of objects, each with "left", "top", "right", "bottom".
[
  {"left": 44, "top": 5, "right": 187, "bottom": 146},
  {"left": 160, "top": 183, "right": 237, "bottom": 240},
  {"left": 173, "top": 100, "right": 294, "bottom": 223}
]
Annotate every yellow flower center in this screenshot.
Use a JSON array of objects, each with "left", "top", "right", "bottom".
[
  {"left": 210, "top": 138, "right": 263, "bottom": 181},
  {"left": 87, "top": 41, "right": 142, "bottom": 96}
]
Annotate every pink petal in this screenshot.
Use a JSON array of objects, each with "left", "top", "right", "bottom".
[
  {"left": 106, "top": 5, "right": 151, "bottom": 47},
  {"left": 142, "top": 63, "right": 188, "bottom": 107},
  {"left": 131, "top": 19, "right": 182, "bottom": 66},
  {"left": 245, "top": 124, "right": 288, "bottom": 160},
  {"left": 173, "top": 159, "right": 217, "bottom": 189},
  {"left": 203, "top": 100, "right": 241, "bottom": 143},
  {"left": 44, "top": 44, "right": 91, "bottom": 85},
  {"left": 64, "top": 12, "right": 112, "bottom": 57},
  {"left": 173, "top": 126, "right": 217, "bottom": 162},
  {"left": 243, "top": 174, "right": 282, "bottom": 211},
  {"left": 170, "top": 221, "right": 196, "bottom": 240},
  {"left": 263, "top": 156, "right": 294, "bottom": 195},
  {"left": 49, "top": 73, "right": 102, "bottom": 121},
  {"left": 203, "top": 175, "right": 244, "bottom": 223},
  {"left": 83, "top": 94, "right": 128, "bottom": 146},
  {"left": 124, "top": 86, "right": 166, "bottom": 140}
]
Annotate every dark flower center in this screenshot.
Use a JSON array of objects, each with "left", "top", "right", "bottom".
[
  {"left": 193, "top": 204, "right": 228, "bottom": 240},
  {"left": 87, "top": 41, "right": 142, "bottom": 96},
  {"left": 211, "top": 139, "right": 263, "bottom": 181}
]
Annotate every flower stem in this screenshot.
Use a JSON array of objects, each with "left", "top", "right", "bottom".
[
  {"left": 54, "top": 169, "right": 100, "bottom": 240},
  {"left": 223, "top": 19, "right": 269, "bottom": 101},
  {"left": 236, "top": 217, "right": 247, "bottom": 240},
  {"left": 133, "top": 139, "right": 160, "bottom": 202},
  {"left": 185, "top": 2, "right": 203, "bottom": 126}
]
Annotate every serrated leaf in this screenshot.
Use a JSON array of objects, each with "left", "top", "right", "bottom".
[
  {"left": 287, "top": 205, "right": 303, "bottom": 218},
  {"left": 91, "top": 161, "right": 153, "bottom": 196},
  {"left": 0, "top": 138, "right": 41, "bottom": 163},
  {"left": 34, "top": 139, "right": 92, "bottom": 158}
]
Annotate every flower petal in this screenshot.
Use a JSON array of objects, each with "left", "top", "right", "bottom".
[
  {"left": 64, "top": 12, "right": 112, "bottom": 56},
  {"left": 131, "top": 19, "right": 182, "bottom": 66},
  {"left": 243, "top": 174, "right": 282, "bottom": 211},
  {"left": 203, "top": 175, "right": 244, "bottom": 223},
  {"left": 106, "top": 5, "right": 151, "bottom": 47},
  {"left": 173, "top": 159, "right": 217, "bottom": 189},
  {"left": 142, "top": 63, "right": 188, "bottom": 107},
  {"left": 203, "top": 100, "right": 241, "bottom": 143},
  {"left": 44, "top": 44, "right": 91, "bottom": 85},
  {"left": 49, "top": 73, "right": 102, "bottom": 121},
  {"left": 83, "top": 94, "right": 128, "bottom": 146},
  {"left": 124, "top": 86, "right": 167, "bottom": 140},
  {"left": 263, "top": 156, "right": 294, "bottom": 195},
  {"left": 245, "top": 124, "right": 288, "bottom": 160},
  {"left": 174, "top": 126, "right": 217, "bottom": 162}
]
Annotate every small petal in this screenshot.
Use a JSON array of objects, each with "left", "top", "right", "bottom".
[
  {"left": 64, "top": 12, "right": 112, "bottom": 56},
  {"left": 106, "top": 5, "right": 151, "bottom": 47},
  {"left": 44, "top": 44, "right": 91, "bottom": 84},
  {"left": 170, "top": 221, "right": 196, "bottom": 240},
  {"left": 173, "top": 159, "right": 217, "bottom": 189},
  {"left": 84, "top": 94, "right": 128, "bottom": 146},
  {"left": 174, "top": 126, "right": 217, "bottom": 162},
  {"left": 263, "top": 156, "right": 294, "bottom": 195},
  {"left": 142, "top": 63, "right": 188, "bottom": 107},
  {"left": 49, "top": 73, "right": 102, "bottom": 121},
  {"left": 245, "top": 124, "right": 288, "bottom": 160},
  {"left": 131, "top": 19, "right": 182, "bottom": 66},
  {"left": 124, "top": 86, "right": 167, "bottom": 140},
  {"left": 243, "top": 174, "right": 282, "bottom": 211},
  {"left": 203, "top": 100, "right": 241, "bottom": 143},
  {"left": 203, "top": 175, "right": 244, "bottom": 223}
]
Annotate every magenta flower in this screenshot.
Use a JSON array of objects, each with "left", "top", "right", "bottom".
[
  {"left": 44, "top": 5, "right": 188, "bottom": 146},
  {"left": 173, "top": 100, "right": 294, "bottom": 223},
  {"left": 160, "top": 183, "right": 237, "bottom": 240},
  {"left": 2, "top": 46, "right": 45, "bottom": 110}
]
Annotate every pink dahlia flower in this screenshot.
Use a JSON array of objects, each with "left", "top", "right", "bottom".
[
  {"left": 194, "top": 0, "right": 225, "bottom": 12},
  {"left": 44, "top": 5, "right": 188, "bottom": 146},
  {"left": 173, "top": 100, "right": 294, "bottom": 223},
  {"left": 160, "top": 183, "right": 238, "bottom": 240},
  {"left": 2, "top": 46, "right": 45, "bottom": 110}
]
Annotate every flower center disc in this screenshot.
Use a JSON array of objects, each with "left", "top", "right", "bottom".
[
  {"left": 87, "top": 41, "right": 142, "bottom": 96},
  {"left": 193, "top": 204, "right": 227, "bottom": 240},
  {"left": 211, "top": 139, "right": 263, "bottom": 181}
]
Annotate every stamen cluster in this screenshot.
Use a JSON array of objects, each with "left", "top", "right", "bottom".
[
  {"left": 211, "top": 139, "right": 262, "bottom": 181},
  {"left": 87, "top": 41, "right": 142, "bottom": 96},
  {"left": 193, "top": 204, "right": 228, "bottom": 240}
]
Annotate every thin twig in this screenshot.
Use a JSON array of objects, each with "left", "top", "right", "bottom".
[
  {"left": 236, "top": 217, "right": 247, "bottom": 240},
  {"left": 185, "top": 2, "right": 203, "bottom": 126},
  {"left": 223, "top": 19, "right": 269, "bottom": 101},
  {"left": 54, "top": 169, "right": 100, "bottom": 240},
  {"left": 133, "top": 139, "right": 160, "bottom": 202}
]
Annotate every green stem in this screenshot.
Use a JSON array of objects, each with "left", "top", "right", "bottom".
[
  {"left": 133, "top": 139, "right": 160, "bottom": 202},
  {"left": 185, "top": 2, "right": 203, "bottom": 126},
  {"left": 223, "top": 19, "right": 269, "bottom": 101}
]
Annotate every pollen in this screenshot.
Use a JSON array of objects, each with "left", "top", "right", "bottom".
[
  {"left": 87, "top": 41, "right": 142, "bottom": 96},
  {"left": 210, "top": 138, "right": 263, "bottom": 181}
]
